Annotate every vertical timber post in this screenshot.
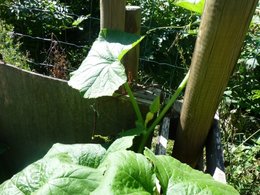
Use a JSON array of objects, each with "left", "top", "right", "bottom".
[
  {"left": 172, "top": 0, "right": 258, "bottom": 167},
  {"left": 124, "top": 6, "right": 141, "bottom": 83},
  {"left": 100, "top": 0, "right": 126, "bottom": 30}
]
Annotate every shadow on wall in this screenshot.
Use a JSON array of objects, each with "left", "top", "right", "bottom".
[{"left": 0, "top": 63, "right": 142, "bottom": 181}]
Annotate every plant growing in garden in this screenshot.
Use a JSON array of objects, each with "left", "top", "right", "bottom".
[
  {"left": 0, "top": 136, "right": 239, "bottom": 194},
  {"left": 0, "top": 20, "right": 29, "bottom": 69},
  {"left": 0, "top": 0, "right": 245, "bottom": 193},
  {"left": 66, "top": 0, "right": 205, "bottom": 157},
  {"left": 67, "top": 28, "right": 189, "bottom": 152},
  {"left": 218, "top": 2, "right": 260, "bottom": 194},
  {"left": 0, "top": 26, "right": 238, "bottom": 194}
]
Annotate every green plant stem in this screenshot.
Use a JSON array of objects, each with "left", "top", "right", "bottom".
[
  {"left": 146, "top": 21, "right": 200, "bottom": 35},
  {"left": 138, "top": 70, "right": 190, "bottom": 153},
  {"left": 124, "top": 82, "right": 144, "bottom": 125},
  {"left": 234, "top": 129, "right": 260, "bottom": 151}
]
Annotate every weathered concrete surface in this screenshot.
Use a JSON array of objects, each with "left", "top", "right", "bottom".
[{"left": 0, "top": 63, "right": 140, "bottom": 178}]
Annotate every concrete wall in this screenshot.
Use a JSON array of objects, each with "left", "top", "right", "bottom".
[{"left": 0, "top": 63, "right": 140, "bottom": 178}]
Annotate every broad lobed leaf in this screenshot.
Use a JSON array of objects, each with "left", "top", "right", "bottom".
[
  {"left": 144, "top": 148, "right": 239, "bottom": 195},
  {"left": 92, "top": 150, "right": 156, "bottom": 195},
  {"left": 0, "top": 139, "right": 239, "bottom": 195},
  {"left": 0, "top": 137, "right": 136, "bottom": 195},
  {"left": 0, "top": 156, "right": 103, "bottom": 195},
  {"left": 68, "top": 29, "right": 144, "bottom": 99},
  {"left": 103, "top": 135, "right": 135, "bottom": 161},
  {"left": 44, "top": 143, "right": 106, "bottom": 168}
]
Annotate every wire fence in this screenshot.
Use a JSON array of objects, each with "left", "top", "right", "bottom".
[
  {"left": 0, "top": 1, "right": 190, "bottom": 88},
  {"left": 10, "top": 32, "right": 89, "bottom": 49}
]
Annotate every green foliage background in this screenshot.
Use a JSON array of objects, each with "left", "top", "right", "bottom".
[{"left": 0, "top": 0, "right": 259, "bottom": 194}]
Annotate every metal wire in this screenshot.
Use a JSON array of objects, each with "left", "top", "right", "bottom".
[
  {"left": 1, "top": 1, "right": 190, "bottom": 78},
  {"left": 26, "top": 59, "right": 77, "bottom": 73},
  {"left": 10, "top": 32, "right": 89, "bottom": 49},
  {"left": 140, "top": 58, "right": 187, "bottom": 70}
]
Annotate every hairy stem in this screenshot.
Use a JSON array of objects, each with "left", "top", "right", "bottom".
[
  {"left": 124, "top": 82, "right": 144, "bottom": 125},
  {"left": 138, "top": 70, "right": 190, "bottom": 153}
]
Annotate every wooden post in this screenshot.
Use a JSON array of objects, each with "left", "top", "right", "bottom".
[
  {"left": 100, "top": 0, "right": 126, "bottom": 30},
  {"left": 172, "top": 0, "right": 258, "bottom": 167},
  {"left": 124, "top": 6, "right": 141, "bottom": 83}
]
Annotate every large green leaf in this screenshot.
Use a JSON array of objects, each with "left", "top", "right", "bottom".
[
  {"left": 100, "top": 136, "right": 136, "bottom": 165},
  {"left": 92, "top": 150, "right": 157, "bottom": 195},
  {"left": 44, "top": 143, "right": 106, "bottom": 168},
  {"left": 0, "top": 143, "right": 108, "bottom": 195},
  {"left": 104, "top": 136, "right": 134, "bottom": 158},
  {"left": 33, "top": 159, "right": 102, "bottom": 195},
  {"left": 68, "top": 29, "right": 144, "bottom": 98},
  {"left": 144, "top": 148, "right": 239, "bottom": 195},
  {"left": 0, "top": 140, "right": 138, "bottom": 195},
  {"left": 174, "top": 0, "right": 205, "bottom": 15},
  {"left": 0, "top": 156, "right": 103, "bottom": 195},
  {"left": 0, "top": 141, "right": 239, "bottom": 195}
]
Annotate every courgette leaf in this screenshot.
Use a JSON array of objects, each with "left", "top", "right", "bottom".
[
  {"left": 0, "top": 155, "right": 102, "bottom": 195},
  {"left": 44, "top": 143, "right": 106, "bottom": 168},
  {"left": 92, "top": 150, "right": 156, "bottom": 195},
  {"left": 0, "top": 141, "right": 238, "bottom": 195},
  {"left": 0, "top": 138, "right": 136, "bottom": 195},
  {"left": 68, "top": 29, "right": 144, "bottom": 98},
  {"left": 144, "top": 148, "right": 239, "bottom": 195},
  {"left": 104, "top": 135, "right": 135, "bottom": 160}
]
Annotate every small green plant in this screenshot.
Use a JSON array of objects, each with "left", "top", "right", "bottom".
[
  {"left": 0, "top": 1, "right": 243, "bottom": 193},
  {"left": 0, "top": 0, "right": 91, "bottom": 71},
  {"left": 0, "top": 20, "right": 29, "bottom": 69},
  {"left": 1, "top": 0, "right": 73, "bottom": 35},
  {"left": 126, "top": 0, "right": 199, "bottom": 89},
  {"left": 0, "top": 136, "right": 238, "bottom": 194},
  {"left": 225, "top": 138, "right": 260, "bottom": 195},
  {"left": 68, "top": 28, "right": 189, "bottom": 153},
  {"left": 0, "top": 25, "right": 238, "bottom": 195}
]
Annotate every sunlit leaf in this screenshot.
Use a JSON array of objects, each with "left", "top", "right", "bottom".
[
  {"left": 92, "top": 150, "right": 156, "bottom": 195},
  {"left": 0, "top": 144, "right": 105, "bottom": 195},
  {"left": 251, "top": 90, "right": 260, "bottom": 100},
  {"left": 72, "top": 15, "right": 90, "bottom": 26},
  {"left": 103, "top": 136, "right": 135, "bottom": 161},
  {"left": 144, "top": 148, "right": 239, "bottom": 195},
  {"left": 245, "top": 58, "right": 259, "bottom": 70},
  {"left": 174, "top": 0, "right": 205, "bottom": 15},
  {"left": 68, "top": 29, "right": 144, "bottom": 98}
]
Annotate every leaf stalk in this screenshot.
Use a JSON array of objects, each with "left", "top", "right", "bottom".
[{"left": 137, "top": 70, "right": 190, "bottom": 153}]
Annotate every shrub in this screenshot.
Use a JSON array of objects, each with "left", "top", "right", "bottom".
[{"left": 0, "top": 20, "right": 29, "bottom": 69}]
